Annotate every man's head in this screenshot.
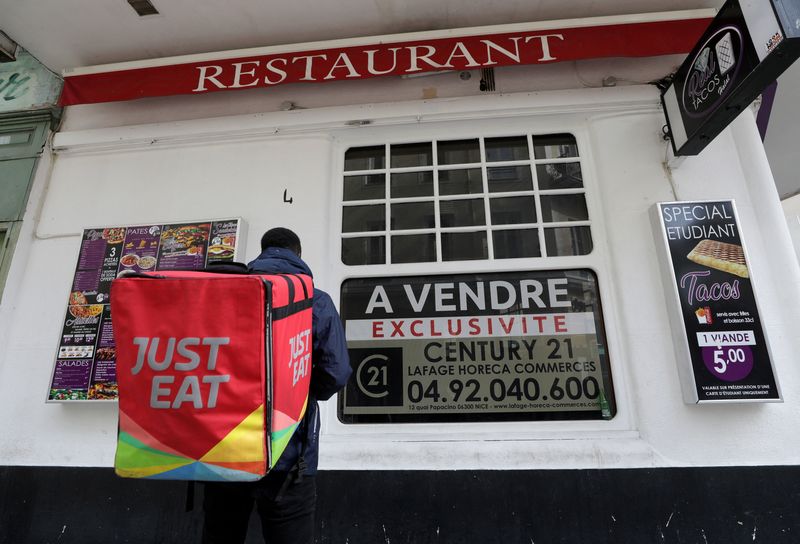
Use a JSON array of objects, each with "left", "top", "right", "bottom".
[{"left": 260, "top": 227, "right": 302, "bottom": 257}]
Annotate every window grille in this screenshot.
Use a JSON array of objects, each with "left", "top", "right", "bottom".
[{"left": 341, "top": 134, "right": 592, "bottom": 265}]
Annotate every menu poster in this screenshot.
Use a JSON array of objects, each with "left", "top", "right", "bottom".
[
  {"left": 652, "top": 201, "right": 780, "bottom": 403},
  {"left": 47, "top": 219, "right": 242, "bottom": 402}
]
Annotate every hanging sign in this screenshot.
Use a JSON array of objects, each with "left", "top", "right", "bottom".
[
  {"left": 652, "top": 201, "right": 781, "bottom": 403},
  {"left": 339, "top": 270, "right": 616, "bottom": 423},
  {"left": 662, "top": 0, "right": 800, "bottom": 156},
  {"left": 47, "top": 219, "right": 242, "bottom": 402},
  {"left": 59, "top": 12, "right": 713, "bottom": 106}
]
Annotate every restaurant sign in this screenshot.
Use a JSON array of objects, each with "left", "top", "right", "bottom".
[
  {"left": 662, "top": 0, "right": 800, "bottom": 156},
  {"left": 339, "top": 270, "right": 616, "bottom": 423},
  {"left": 47, "top": 219, "right": 242, "bottom": 402},
  {"left": 59, "top": 13, "right": 713, "bottom": 106},
  {"left": 652, "top": 201, "right": 780, "bottom": 403}
]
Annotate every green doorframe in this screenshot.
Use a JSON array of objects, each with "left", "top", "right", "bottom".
[{"left": 0, "top": 110, "right": 58, "bottom": 301}]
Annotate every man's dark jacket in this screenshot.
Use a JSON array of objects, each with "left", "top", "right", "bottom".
[{"left": 248, "top": 247, "right": 351, "bottom": 474}]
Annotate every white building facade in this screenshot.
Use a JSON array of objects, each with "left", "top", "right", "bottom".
[{"left": 1, "top": 9, "right": 799, "bottom": 543}]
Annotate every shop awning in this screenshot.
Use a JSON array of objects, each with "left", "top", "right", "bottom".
[{"left": 60, "top": 10, "right": 714, "bottom": 106}]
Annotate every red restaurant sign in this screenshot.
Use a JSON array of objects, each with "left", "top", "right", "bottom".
[{"left": 61, "top": 13, "right": 713, "bottom": 106}]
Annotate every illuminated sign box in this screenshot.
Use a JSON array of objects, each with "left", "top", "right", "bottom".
[
  {"left": 652, "top": 200, "right": 781, "bottom": 403},
  {"left": 662, "top": 0, "right": 800, "bottom": 156}
]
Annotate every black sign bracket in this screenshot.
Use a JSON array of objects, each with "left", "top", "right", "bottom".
[{"left": 662, "top": 0, "right": 800, "bottom": 157}]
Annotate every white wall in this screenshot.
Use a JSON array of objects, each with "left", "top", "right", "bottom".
[
  {"left": 2, "top": 84, "right": 799, "bottom": 470},
  {"left": 781, "top": 194, "right": 800, "bottom": 263},
  {"left": 590, "top": 109, "right": 800, "bottom": 467},
  {"left": 764, "top": 61, "right": 800, "bottom": 199}
]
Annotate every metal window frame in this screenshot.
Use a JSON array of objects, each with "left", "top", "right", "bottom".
[
  {"left": 0, "top": 221, "right": 21, "bottom": 302},
  {"left": 341, "top": 133, "right": 591, "bottom": 265},
  {"left": 0, "top": 112, "right": 54, "bottom": 302}
]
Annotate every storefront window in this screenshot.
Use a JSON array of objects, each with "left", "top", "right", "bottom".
[
  {"left": 341, "top": 133, "right": 593, "bottom": 265},
  {"left": 338, "top": 269, "right": 616, "bottom": 423},
  {"left": 338, "top": 132, "right": 612, "bottom": 424}
]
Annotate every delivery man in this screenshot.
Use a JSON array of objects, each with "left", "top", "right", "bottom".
[{"left": 202, "top": 227, "right": 352, "bottom": 544}]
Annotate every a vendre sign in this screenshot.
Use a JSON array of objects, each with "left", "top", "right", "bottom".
[{"left": 60, "top": 11, "right": 714, "bottom": 106}]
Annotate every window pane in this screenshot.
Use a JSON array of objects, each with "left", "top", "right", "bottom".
[
  {"left": 439, "top": 168, "right": 483, "bottom": 195},
  {"left": 0, "top": 129, "right": 33, "bottom": 147},
  {"left": 487, "top": 166, "right": 533, "bottom": 193},
  {"left": 344, "top": 174, "right": 385, "bottom": 201},
  {"left": 391, "top": 171, "right": 433, "bottom": 198},
  {"left": 537, "top": 163, "right": 583, "bottom": 190},
  {"left": 391, "top": 202, "right": 435, "bottom": 230},
  {"left": 544, "top": 226, "right": 593, "bottom": 256},
  {"left": 392, "top": 234, "right": 436, "bottom": 263},
  {"left": 442, "top": 231, "right": 487, "bottom": 261},
  {"left": 342, "top": 204, "right": 385, "bottom": 232},
  {"left": 342, "top": 236, "right": 386, "bottom": 265},
  {"left": 437, "top": 139, "right": 480, "bottom": 165},
  {"left": 540, "top": 194, "right": 589, "bottom": 222},
  {"left": 490, "top": 196, "right": 536, "bottom": 225},
  {"left": 341, "top": 134, "right": 593, "bottom": 266},
  {"left": 439, "top": 199, "right": 485, "bottom": 228},
  {"left": 345, "top": 146, "right": 385, "bottom": 171},
  {"left": 493, "top": 228, "right": 541, "bottom": 258},
  {"left": 533, "top": 134, "right": 578, "bottom": 159},
  {"left": 0, "top": 158, "right": 36, "bottom": 222},
  {"left": 485, "top": 136, "right": 529, "bottom": 162},
  {"left": 339, "top": 269, "right": 615, "bottom": 423},
  {"left": 391, "top": 142, "right": 432, "bottom": 168}
]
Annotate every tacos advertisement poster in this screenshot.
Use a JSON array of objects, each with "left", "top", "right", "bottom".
[
  {"left": 655, "top": 200, "right": 780, "bottom": 403},
  {"left": 47, "top": 219, "right": 241, "bottom": 402}
]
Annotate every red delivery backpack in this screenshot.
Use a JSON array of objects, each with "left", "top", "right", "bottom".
[{"left": 110, "top": 269, "right": 313, "bottom": 482}]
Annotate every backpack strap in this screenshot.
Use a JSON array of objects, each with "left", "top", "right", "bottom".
[
  {"left": 290, "top": 273, "right": 310, "bottom": 300},
  {"left": 277, "top": 274, "right": 296, "bottom": 303},
  {"left": 274, "top": 421, "right": 311, "bottom": 500},
  {"left": 271, "top": 275, "right": 313, "bottom": 320}
]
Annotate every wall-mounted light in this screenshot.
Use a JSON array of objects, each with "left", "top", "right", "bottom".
[
  {"left": 127, "top": 0, "right": 159, "bottom": 17},
  {"left": 0, "top": 31, "right": 18, "bottom": 63}
]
